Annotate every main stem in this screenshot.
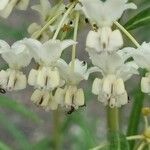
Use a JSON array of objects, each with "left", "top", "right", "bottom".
[
  {"left": 107, "top": 107, "right": 119, "bottom": 132},
  {"left": 52, "top": 110, "right": 62, "bottom": 150}
]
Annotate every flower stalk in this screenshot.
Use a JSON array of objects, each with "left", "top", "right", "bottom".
[
  {"left": 32, "top": 12, "right": 62, "bottom": 39},
  {"left": 107, "top": 107, "right": 119, "bottom": 132},
  {"left": 71, "top": 12, "right": 80, "bottom": 72},
  {"left": 52, "top": 2, "right": 76, "bottom": 40},
  {"left": 114, "top": 21, "right": 140, "bottom": 48}
]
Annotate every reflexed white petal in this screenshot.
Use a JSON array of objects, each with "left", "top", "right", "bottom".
[
  {"left": 79, "top": 0, "right": 136, "bottom": 26},
  {"left": 86, "top": 30, "right": 101, "bottom": 52},
  {"left": 113, "top": 78, "right": 125, "bottom": 95},
  {"left": 117, "top": 61, "right": 139, "bottom": 81},
  {"left": 23, "top": 38, "right": 75, "bottom": 66},
  {"left": 61, "top": 39, "right": 77, "bottom": 50},
  {"left": 28, "top": 69, "right": 38, "bottom": 86},
  {"left": 117, "top": 92, "right": 128, "bottom": 106},
  {"left": 54, "top": 88, "right": 65, "bottom": 105},
  {"left": 132, "top": 42, "right": 150, "bottom": 70},
  {"left": 31, "top": 89, "right": 43, "bottom": 103},
  {"left": 13, "top": 72, "right": 27, "bottom": 91},
  {"left": 0, "top": 40, "right": 32, "bottom": 69},
  {"left": 92, "top": 78, "right": 102, "bottom": 95},
  {"left": 65, "top": 86, "right": 77, "bottom": 106},
  {"left": 74, "top": 88, "right": 85, "bottom": 107},
  {"left": 0, "top": 0, "right": 9, "bottom": 10},
  {"left": 57, "top": 59, "right": 90, "bottom": 84},
  {"left": 102, "top": 76, "right": 113, "bottom": 96},
  {"left": 37, "top": 67, "right": 47, "bottom": 89},
  {"left": 108, "top": 29, "right": 123, "bottom": 51},
  {"left": 40, "top": 91, "right": 50, "bottom": 107},
  {"left": 141, "top": 77, "right": 150, "bottom": 93},
  {"left": 47, "top": 68, "right": 60, "bottom": 90}
]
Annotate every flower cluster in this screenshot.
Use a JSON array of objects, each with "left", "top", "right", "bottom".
[{"left": 0, "top": 0, "right": 150, "bottom": 113}]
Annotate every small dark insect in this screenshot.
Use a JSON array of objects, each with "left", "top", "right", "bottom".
[
  {"left": 65, "top": 7, "right": 68, "bottom": 10},
  {"left": 38, "top": 97, "right": 44, "bottom": 105},
  {"left": 67, "top": 106, "right": 75, "bottom": 114},
  {"left": 85, "top": 18, "right": 89, "bottom": 24},
  {"left": 69, "top": 20, "right": 73, "bottom": 25},
  {"left": 0, "top": 88, "right": 6, "bottom": 94},
  {"left": 82, "top": 61, "right": 86, "bottom": 66}
]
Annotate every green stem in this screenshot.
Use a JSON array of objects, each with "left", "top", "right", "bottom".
[
  {"left": 52, "top": 2, "right": 76, "bottom": 40},
  {"left": 107, "top": 107, "right": 119, "bottom": 132},
  {"left": 127, "top": 87, "right": 145, "bottom": 150},
  {"left": 52, "top": 110, "right": 62, "bottom": 150},
  {"left": 114, "top": 21, "right": 140, "bottom": 48}
]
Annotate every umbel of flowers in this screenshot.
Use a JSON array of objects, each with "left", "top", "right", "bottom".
[{"left": 0, "top": 0, "right": 149, "bottom": 113}]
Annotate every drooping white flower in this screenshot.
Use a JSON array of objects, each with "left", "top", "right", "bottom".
[
  {"left": 89, "top": 52, "right": 138, "bottom": 107},
  {"left": 23, "top": 38, "right": 76, "bottom": 90},
  {"left": 0, "top": 0, "right": 30, "bottom": 18},
  {"left": 86, "top": 27, "right": 123, "bottom": 53},
  {"left": 0, "top": 39, "right": 32, "bottom": 91},
  {"left": 55, "top": 85, "right": 85, "bottom": 112},
  {"left": 78, "top": 0, "right": 137, "bottom": 27},
  {"left": 130, "top": 42, "right": 150, "bottom": 94},
  {"left": 31, "top": 89, "right": 59, "bottom": 111},
  {"left": 55, "top": 59, "right": 97, "bottom": 111},
  {"left": 92, "top": 75, "right": 128, "bottom": 107}
]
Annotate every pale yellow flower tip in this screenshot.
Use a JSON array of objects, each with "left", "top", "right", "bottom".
[{"left": 142, "top": 107, "right": 150, "bottom": 116}]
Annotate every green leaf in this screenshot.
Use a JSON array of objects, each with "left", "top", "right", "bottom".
[
  {"left": 32, "top": 138, "right": 53, "bottom": 150},
  {"left": 0, "top": 141, "right": 12, "bottom": 150},
  {"left": 0, "top": 113, "right": 31, "bottom": 150},
  {"left": 127, "top": 88, "right": 145, "bottom": 149},
  {"left": 0, "top": 96, "right": 40, "bottom": 122},
  {"left": 107, "top": 132, "right": 129, "bottom": 150},
  {"left": 124, "top": 7, "right": 150, "bottom": 30},
  {"left": 0, "top": 22, "right": 27, "bottom": 40}
]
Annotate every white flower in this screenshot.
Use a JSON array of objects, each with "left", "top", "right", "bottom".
[
  {"left": 0, "top": 0, "right": 30, "bottom": 18},
  {"left": 130, "top": 42, "right": 150, "bottom": 94},
  {"left": 86, "top": 27, "right": 123, "bottom": 53},
  {"left": 55, "top": 85, "right": 85, "bottom": 112},
  {"left": 89, "top": 52, "right": 138, "bottom": 107},
  {"left": 92, "top": 75, "right": 128, "bottom": 107},
  {"left": 28, "top": 66, "right": 60, "bottom": 90},
  {"left": 0, "top": 39, "right": 32, "bottom": 91},
  {"left": 55, "top": 59, "right": 97, "bottom": 111},
  {"left": 0, "top": 69, "right": 26, "bottom": 91},
  {"left": 23, "top": 38, "right": 76, "bottom": 90},
  {"left": 31, "top": 89, "right": 59, "bottom": 111},
  {"left": 78, "top": 0, "right": 137, "bottom": 27},
  {"left": 57, "top": 59, "right": 98, "bottom": 85},
  {"left": 131, "top": 42, "right": 150, "bottom": 70}
]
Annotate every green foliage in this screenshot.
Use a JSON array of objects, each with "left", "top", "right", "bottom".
[
  {"left": 107, "top": 132, "right": 129, "bottom": 150},
  {"left": 0, "top": 95, "right": 40, "bottom": 122},
  {"left": 125, "top": 7, "right": 150, "bottom": 30},
  {"left": 0, "top": 141, "right": 12, "bottom": 150},
  {"left": 0, "top": 21, "right": 27, "bottom": 40}
]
